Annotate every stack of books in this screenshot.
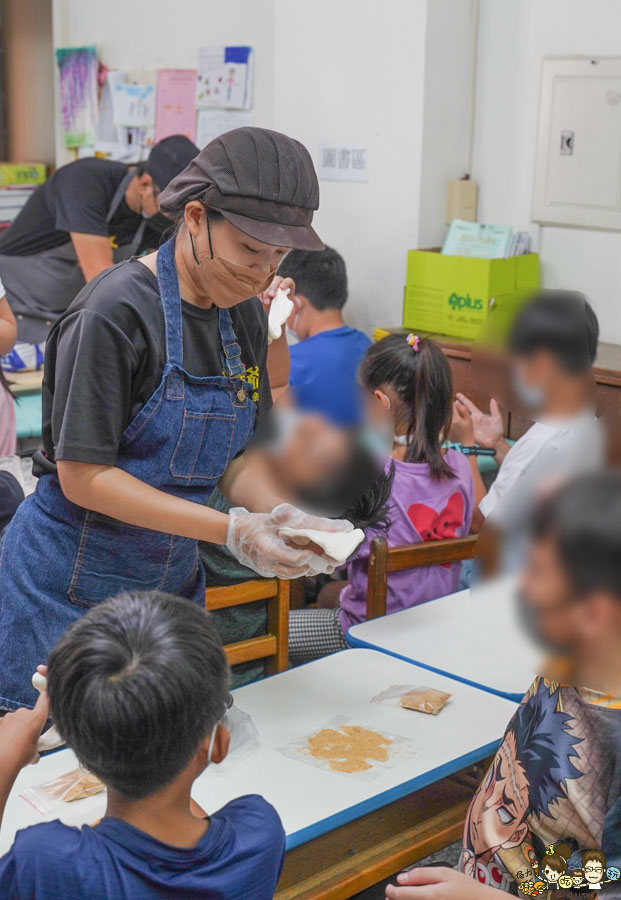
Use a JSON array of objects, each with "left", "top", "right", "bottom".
[
  {"left": 442, "top": 219, "right": 532, "bottom": 259},
  {"left": 0, "top": 163, "right": 47, "bottom": 234}
]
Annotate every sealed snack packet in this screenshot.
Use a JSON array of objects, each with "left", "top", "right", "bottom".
[
  {"left": 371, "top": 684, "right": 452, "bottom": 715},
  {"left": 20, "top": 767, "right": 105, "bottom": 816},
  {"left": 399, "top": 687, "right": 451, "bottom": 715}
]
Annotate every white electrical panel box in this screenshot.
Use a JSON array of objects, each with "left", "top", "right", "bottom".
[{"left": 532, "top": 56, "right": 621, "bottom": 230}]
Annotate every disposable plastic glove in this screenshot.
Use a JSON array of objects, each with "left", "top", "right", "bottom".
[
  {"left": 225, "top": 506, "right": 352, "bottom": 579},
  {"left": 269, "top": 503, "right": 354, "bottom": 534}
]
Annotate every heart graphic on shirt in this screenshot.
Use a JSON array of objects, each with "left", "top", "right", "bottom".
[{"left": 407, "top": 493, "right": 465, "bottom": 563}]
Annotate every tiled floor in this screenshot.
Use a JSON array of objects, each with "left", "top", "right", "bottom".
[{"left": 350, "top": 840, "right": 462, "bottom": 900}]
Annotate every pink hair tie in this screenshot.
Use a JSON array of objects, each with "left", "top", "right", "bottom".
[{"left": 406, "top": 333, "right": 420, "bottom": 352}]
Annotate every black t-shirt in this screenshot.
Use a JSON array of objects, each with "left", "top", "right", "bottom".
[
  {"left": 42, "top": 259, "right": 271, "bottom": 465},
  {"left": 0, "top": 158, "right": 143, "bottom": 257}
]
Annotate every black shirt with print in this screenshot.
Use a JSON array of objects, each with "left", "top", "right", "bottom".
[
  {"left": 0, "top": 158, "right": 144, "bottom": 257},
  {"left": 42, "top": 258, "right": 271, "bottom": 465}
]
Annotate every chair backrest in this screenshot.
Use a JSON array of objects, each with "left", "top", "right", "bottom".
[
  {"left": 366, "top": 534, "right": 479, "bottom": 620},
  {"left": 205, "top": 578, "right": 289, "bottom": 675}
]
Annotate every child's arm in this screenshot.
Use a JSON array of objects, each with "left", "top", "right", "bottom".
[
  {"left": 0, "top": 691, "right": 50, "bottom": 829},
  {"left": 450, "top": 401, "right": 488, "bottom": 532},
  {"left": 386, "top": 866, "right": 505, "bottom": 899}
]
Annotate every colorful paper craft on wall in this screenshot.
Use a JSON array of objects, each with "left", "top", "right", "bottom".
[{"left": 55, "top": 45, "right": 99, "bottom": 148}]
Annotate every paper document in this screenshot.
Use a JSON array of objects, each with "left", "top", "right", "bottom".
[
  {"left": 196, "top": 109, "right": 253, "bottom": 148},
  {"left": 154, "top": 69, "right": 197, "bottom": 142},
  {"left": 112, "top": 83, "right": 156, "bottom": 128}
]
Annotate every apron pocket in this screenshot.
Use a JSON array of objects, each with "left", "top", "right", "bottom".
[
  {"left": 68, "top": 511, "right": 175, "bottom": 608},
  {"left": 170, "top": 408, "right": 238, "bottom": 483}
]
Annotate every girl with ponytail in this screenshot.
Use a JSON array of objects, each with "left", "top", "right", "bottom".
[{"left": 289, "top": 333, "right": 475, "bottom": 665}]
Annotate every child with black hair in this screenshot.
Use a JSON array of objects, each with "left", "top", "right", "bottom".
[
  {"left": 288, "top": 334, "right": 474, "bottom": 665},
  {"left": 386, "top": 472, "right": 621, "bottom": 900},
  {"left": 277, "top": 246, "right": 371, "bottom": 426},
  {"left": 0, "top": 591, "right": 285, "bottom": 899},
  {"left": 451, "top": 290, "right": 601, "bottom": 539}
]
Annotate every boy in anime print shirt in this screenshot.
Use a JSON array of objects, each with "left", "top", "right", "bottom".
[
  {"left": 385, "top": 474, "right": 621, "bottom": 900},
  {"left": 458, "top": 678, "right": 582, "bottom": 891}
]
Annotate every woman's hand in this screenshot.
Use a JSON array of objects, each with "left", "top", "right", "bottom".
[
  {"left": 259, "top": 275, "right": 294, "bottom": 396},
  {"left": 386, "top": 867, "right": 503, "bottom": 899},
  {"left": 269, "top": 503, "right": 354, "bottom": 534},
  {"left": 226, "top": 505, "right": 352, "bottom": 578},
  {"left": 258, "top": 275, "right": 296, "bottom": 311}
]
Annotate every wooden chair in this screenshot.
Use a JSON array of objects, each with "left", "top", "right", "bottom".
[
  {"left": 205, "top": 579, "right": 289, "bottom": 675},
  {"left": 366, "top": 534, "right": 479, "bottom": 620}
]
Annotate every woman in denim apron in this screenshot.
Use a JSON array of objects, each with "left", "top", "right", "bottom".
[{"left": 0, "top": 128, "right": 348, "bottom": 710}]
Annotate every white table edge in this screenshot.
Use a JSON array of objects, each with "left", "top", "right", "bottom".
[{"left": 345, "top": 630, "right": 526, "bottom": 704}]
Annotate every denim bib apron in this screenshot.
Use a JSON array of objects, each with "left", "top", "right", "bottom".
[{"left": 0, "top": 235, "right": 256, "bottom": 710}]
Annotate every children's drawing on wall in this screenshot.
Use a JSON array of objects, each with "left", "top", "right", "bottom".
[
  {"left": 196, "top": 46, "right": 253, "bottom": 110},
  {"left": 55, "top": 45, "right": 99, "bottom": 148}
]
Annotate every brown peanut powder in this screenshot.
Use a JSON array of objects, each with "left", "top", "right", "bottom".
[{"left": 302, "top": 724, "right": 394, "bottom": 774}]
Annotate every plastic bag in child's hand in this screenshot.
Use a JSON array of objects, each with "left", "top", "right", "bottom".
[{"left": 371, "top": 684, "right": 452, "bottom": 715}]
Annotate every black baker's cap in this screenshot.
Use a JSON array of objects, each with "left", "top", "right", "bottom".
[{"left": 158, "top": 126, "right": 324, "bottom": 251}]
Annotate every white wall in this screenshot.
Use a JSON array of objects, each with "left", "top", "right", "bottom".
[
  {"left": 417, "top": 0, "right": 479, "bottom": 249},
  {"left": 272, "top": 0, "right": 428, "bottom": 334},
  {"left": 51, "top": 0, "right": 478, "bottom": 336},
  {"left": 472, "top": 0, "right": 621, "bottom": 345}
]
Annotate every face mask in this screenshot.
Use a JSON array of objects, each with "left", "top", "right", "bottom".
[
  {"left": 140, "top": 193, "right": 157, "bottom": 221},
  {"left": 285, "top": 296, "right": 302, "bottom": 343},
  {"left": 393, "top": 432, "right": 413, "bottom": 446},
  {"left": 192, "top": 217, "right": 277, "bottom": 306},
  {"left": 204, "top": 255, "right": 277, "bottom": 305},
  {"left": 285, "top": 324, "right": 299, "bottom": 345},
  {"left": 207, "top": 719, "right": 220, "bottom": 765},
  {"left": 376, "top": 390, "right": 391, "bottom": 411},
  {"left": 513, "top": 368, "right": 545, "bottom": 409}
]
